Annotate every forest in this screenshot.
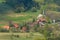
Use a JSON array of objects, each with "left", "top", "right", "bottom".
[{"left": 0, "top": 0, "right": 60, "bottom": 14}]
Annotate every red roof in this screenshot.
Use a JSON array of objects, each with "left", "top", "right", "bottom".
[
  {"left": 3, "top": 25, "right": 10, "bottom": 30},
  {"left": 13, "top": 23, "right": 19, "bottom": 28}
]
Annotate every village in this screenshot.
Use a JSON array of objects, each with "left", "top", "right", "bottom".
[
  {"left": 0, "top": 0, "right": 60, "bottom": 40},
  {"left": 1, "top": 12, "right": 59, "bottom": 33},
  {"left": 2, "top": 13, "right": 46, "bottom": 32}
]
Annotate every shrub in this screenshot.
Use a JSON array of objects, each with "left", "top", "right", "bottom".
[
  {"left": 31, "top": 7, "right": 37, "bottom": 12},
  {"left": 0, "top": 28, "right": 9, "bottom": 32}
]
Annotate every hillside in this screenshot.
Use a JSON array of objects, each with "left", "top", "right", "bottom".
[
  {"left": 0, "top": 0, "right": 60, "bottom": 40},
  {"left": 0, "top": 0, "right": 60, "bottom": 24}
]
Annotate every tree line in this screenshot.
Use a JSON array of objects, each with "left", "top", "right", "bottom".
[
  {"left": 0, "top": 0, "right": 40, "bottom": 14},
  {"left": 0, "top": 0, "right": 60, "bottom": 14}
]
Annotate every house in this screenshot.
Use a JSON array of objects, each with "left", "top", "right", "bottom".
[
  {"left": 3, "top": 25, "right": 10, "bottom": 30},
  {"left": 13, "top": 23, "right": 19, "bottom": 28},
  {"left": 37, "top": 14, "right": 46, "bottom": 26},
  {"left": 37, "top": 14, "right": 46, "bottom": 23}
]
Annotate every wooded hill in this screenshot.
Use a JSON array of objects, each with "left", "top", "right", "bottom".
[{"left": 0, "top": 0, "right": 60, "bottom": 14}]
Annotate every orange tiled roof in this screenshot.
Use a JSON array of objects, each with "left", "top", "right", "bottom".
[{"left": 3, "top": 25, "right": 10, "bottom": 30}]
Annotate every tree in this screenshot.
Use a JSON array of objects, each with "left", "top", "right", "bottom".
[
  {"left": 0, "top": 3, "right": 11, "bottom": 14},
  {"left": 5, "top": 0, "right": 40, "bottom": 13},
  {"left": 54, "top": 0, "right": 60, "bottom": 6}
]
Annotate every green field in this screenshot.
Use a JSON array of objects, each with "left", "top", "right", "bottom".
[
  {"left": 0, "top": 10, "right": 40, "bottom": 26},
  {"left": 0, "top": 33, "right": 46, "bottom": 40}
]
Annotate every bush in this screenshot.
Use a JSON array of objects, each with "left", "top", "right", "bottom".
[
  {"left": 0, "top": 28, "right": 9, "bottom": 32},
  {"left": 31, "top": 7, "right": 37, "bottom": 12}
]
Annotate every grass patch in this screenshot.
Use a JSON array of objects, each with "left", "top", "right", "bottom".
[{"left": 0, "top": 33, "right": 45, "bottom": 40}]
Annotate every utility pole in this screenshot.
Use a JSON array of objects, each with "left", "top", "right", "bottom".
[{"left": 43, "top": 10, "right": 45, "bottom": 15}]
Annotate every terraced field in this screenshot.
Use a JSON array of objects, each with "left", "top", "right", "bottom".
[{"left": 0, "top": 10, "right": 40, "bottom": 26}]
